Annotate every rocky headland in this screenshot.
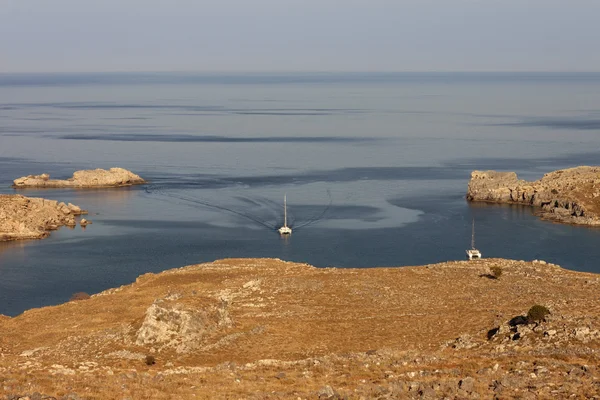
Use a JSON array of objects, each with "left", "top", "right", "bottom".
[
  {"left": 0, "top": 195, "right": 86, "bottom": 241},
  {"left": 0, "top": 258, "right": 598, "bottom": 399},
  {"left": 12, "top": 168, "right": 145, "bottom": 188},
  {"left": 467, "top": 166, "right": 600, "bottom": 225}
]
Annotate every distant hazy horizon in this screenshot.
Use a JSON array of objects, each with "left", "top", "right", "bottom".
[
  {"left": 2, "top": 0, "right": 600, "bottom": 73},
  {"left": 2, "top": 70, "right": 600, "bottom": 74}
]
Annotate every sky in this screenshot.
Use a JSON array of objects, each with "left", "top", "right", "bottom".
[{"left": 1, "top": 0, "right": 600, "bottom": 73}]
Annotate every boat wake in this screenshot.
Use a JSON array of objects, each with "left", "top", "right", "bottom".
[{"left": 143, "top": 185, "right": 332, "bottom": 233}]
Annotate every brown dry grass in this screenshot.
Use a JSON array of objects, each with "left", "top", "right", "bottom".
[{"left": 1, "top": 257, "right": 599, "bottom": 399}]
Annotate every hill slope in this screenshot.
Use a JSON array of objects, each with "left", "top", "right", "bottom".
[{"left": 1, "top": 258, "right": 599, "bottom": 399}]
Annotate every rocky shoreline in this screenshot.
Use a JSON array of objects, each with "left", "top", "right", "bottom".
[
  {"left": 0, "top": 195, "right": 87, "bottom": 241},
  {"left": 466, "top": 166, "right": 600, "bottom": 226},
  {"left": 12, "top": 167, "right": 145, "bottom": 188},
  {"left": 0, "top": 257, "right": 598, "bottom": 399}
]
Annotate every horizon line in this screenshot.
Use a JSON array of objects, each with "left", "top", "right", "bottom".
[{"left": 1, "top": 70, "right": 600, "bottom": 75}]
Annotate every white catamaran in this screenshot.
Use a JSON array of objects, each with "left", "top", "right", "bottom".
[
  {"left": 466, "top": 219, "right": 482, "bottom": 260},
  {"left": 278, "top": 194, "right": 292, "bottom": 235}
]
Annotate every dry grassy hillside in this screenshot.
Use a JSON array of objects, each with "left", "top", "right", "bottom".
[{"left": 1, "top": 258, "right": 599, "bottom": 399}]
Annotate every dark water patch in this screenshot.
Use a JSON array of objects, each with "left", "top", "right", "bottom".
[
  {"left": 389, "top": 191, "right": 466, "bottom": 214},
  {"left": 1, "top": 102, "right": 365, "bottom": 115},
  {"left": 143, "top": 167, "right": 468, "bottom": 191},
  {"left": 0, "top": 158, "right": 84, "bottom": 191},
  {"left": 102, "top": 117, "right": 153, "bottom": 120},
  {"left": 444, "top": 151, "right": 600, "bottom": 180},
  {"left": 229, "top": 111, "right": 362, "bottom": 116},
  {"left": 57, "top": 133, "right": 377, "bottom": 143},
  {"left": 488, "top": 117, "right": 600, "bottom": 130},
  {"left": 99, "top": 219, "right": 217, "bottom": 230},
  {"left": 232, "top": 167, "right": 467, "bottom": 185},
  {"left": 291, "top": 204, "right": 380, "bottom": 220},
  {"left": 3, "top": 72, "right": 600, "bottom": 88}
]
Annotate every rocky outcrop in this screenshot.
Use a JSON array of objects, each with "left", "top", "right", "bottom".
[
  {"left": 136, "top": 298, "right": 230, "bottom": 353},
  {"left": 467, "top": 166, "right": 600, "bottom": 225},
  {"left": 12, "top": 167, "right": 145, "bottom": 188},
  {"left": 0, "top": 194, "right": 86, "bottom": 241}
]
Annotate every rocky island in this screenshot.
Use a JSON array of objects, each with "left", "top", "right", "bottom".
[
  {"left": 467, "top": 166, "right": 600, "bottom": 225},
  {"left": 0, "top": 258, "right": 598, "bottom": 399},
  {"left": 0, "top": 194, "right": 86, "bottom": 241},
  {"left": 12, "top": 167, "right": 146, "bottom": 188}
]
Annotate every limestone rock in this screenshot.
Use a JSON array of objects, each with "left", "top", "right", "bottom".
[
  {"left": 79, "top": 218, "right": 91, "bottom": 227},
  {"left": 135, "top": 297, "right": 230, "bottom": 353},
  {"left": 459, "top": 376, "right": 475, "bottom": 392},
  {"left": 467, "top": 166, "right": 600, "bottom": 225},
  {"left": 0, "top": 195, "right": 86, "bottom": 242},
  {"left": 13, "top": 167, "right": 145, "bottom": 188}
]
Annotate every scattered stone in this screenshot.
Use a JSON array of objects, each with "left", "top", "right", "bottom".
[
  {"left": 79, "top": 218, "right": 92, "bottom": 227},
  {"left": 275, "top": 372, "right": 286, "bottom": 379},
  {"left": 459, "top": 377, "right": 475, "bottom": 392},
  {"left": 317, "top": 385, "right": 337, "bottom": 399},
  {"left": 544, "top": 329, "right": 557, "bottom": 337}
]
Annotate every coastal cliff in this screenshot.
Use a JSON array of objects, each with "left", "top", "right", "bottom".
[
  {"left": 0, "top": 194, "right": 86, "bottom": 241},
  {"left": 0, "top": 258, "right": 598, "bottom": 399},
  {"left": 466, "top": 166, "right": 600, "bottom": 225},
  {"left": 12, "top": 167, "right": 145, "bottom": 188}
]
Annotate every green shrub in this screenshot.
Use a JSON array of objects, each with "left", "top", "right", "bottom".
[
  {"left": 527, "top": 305, "right": 550, "bottom": 323},
  {"left": 490, "top": 266, "right": 502, "bottom": 279},
  {"left": 145, "top": 355, "right": 156, "bottom": 366}
]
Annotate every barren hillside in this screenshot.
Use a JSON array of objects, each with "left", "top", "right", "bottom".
[{"left": 1, "top": 258, "right": 599, "bottom": 399}]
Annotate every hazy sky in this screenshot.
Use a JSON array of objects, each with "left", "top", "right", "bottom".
[{"left": 2, "top": 0, "right": 600, "bottom": 73}]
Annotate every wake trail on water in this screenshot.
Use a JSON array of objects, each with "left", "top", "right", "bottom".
[
  {"left": 144, "top": 185, "right": 277, "bottom": 231},
  {"left": 293, "top": 189, "right": 333, "bottom": 231},
  {"left": 143, "top": 185, "right": 333, "bottom": 233}
]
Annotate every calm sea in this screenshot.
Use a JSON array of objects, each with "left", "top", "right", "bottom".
[{"left": 1, "top": 72, "right": 600, "bottom": 316}]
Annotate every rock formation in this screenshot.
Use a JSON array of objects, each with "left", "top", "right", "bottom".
[
  {"left": 79, "top": 218, "right": 91, "bottom": 227},
  {"left": 0, "top": 257, "right": 599, "bottom": 398},
  {"left": 12, "top": 167, "right": 145, "bottom": 188},
  {"left": 0, "top": 194, "right": 86, "bottom": 241},
  {"left": 467, "top": 166, "right": 600, "bottom": 225}
]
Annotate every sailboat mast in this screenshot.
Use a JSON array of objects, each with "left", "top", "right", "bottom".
[
  {"left": 284, "top": 195, "right": 287, "bottom": 228},
  {"left": 471, "top": 219, "right": 475, "bottom": 249}
]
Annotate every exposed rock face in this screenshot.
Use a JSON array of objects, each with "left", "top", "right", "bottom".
[
  {"left": 136, "top": 298, "right": 228, "bottom": 353},
  {"left": 0, "top": 194, "right": 86, "bottom": 241},
  {"left": 13, "top": 167, "right": 145, "bottom": 188},
  {"left": 467, "top": 166, "right": 600, "bottom": 225},
  {"left": 0, "top": 258, "right": 599, "bottom": 398}
]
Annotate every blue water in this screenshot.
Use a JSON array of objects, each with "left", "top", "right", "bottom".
[{"left": 1, "top": 72, "right": 600, "bottom": 316}]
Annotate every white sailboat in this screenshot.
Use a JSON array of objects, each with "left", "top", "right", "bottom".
[
  {"left": 278, "top": 194, "right": 292, "bottom": 235},
  {"left": 466, "top": 219, "right": 482, "bottom": 260}
]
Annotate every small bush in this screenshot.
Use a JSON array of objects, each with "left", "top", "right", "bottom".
[
  {"left": 145, "top": 355, "right": 156, "bottom": 366},
  {"left": 527, "top": 305, "right": 550, "bottom": 323},
  {"left": 69, "top": 292, "right": 91, "bottom": 301},
  {"left": 490, "top": 266, "right": 502, "bottom": 279}
]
